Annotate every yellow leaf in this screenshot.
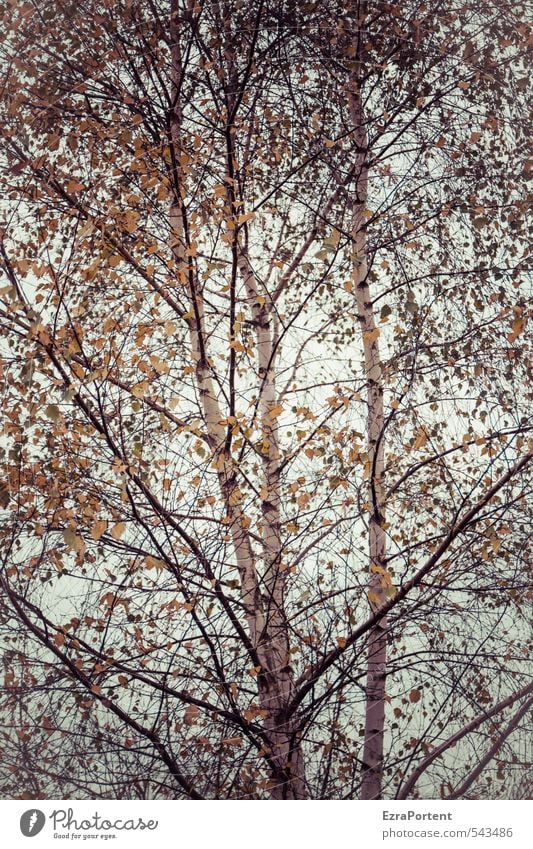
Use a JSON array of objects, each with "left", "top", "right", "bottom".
[
  {"left": 238, "top": 211, "right": 256, "bottom": 224},
  {"left": 412, "top": 426, "right": 429, "bottom": 450},
  {"left": 267, "top": 403, "right": 284, "bottom": 419},
  {"left": 363, "top": 328, "right": 380, "bottom": 344},
  {"left": 132, "top": 382, "right": 148, "bottom": 398},
  {"left": 367, "top": 589, "right": 383, "bottom": 607},
  {"left": 150, "top": 355, "right": 169, "bottom": 374},
  {"left": 508, "top": 317, "right": 526, "bottom": 342}
]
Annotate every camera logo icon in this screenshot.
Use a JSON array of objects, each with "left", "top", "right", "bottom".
[{"left": 20, "top": 809, "right": 46, "bottom": 837}]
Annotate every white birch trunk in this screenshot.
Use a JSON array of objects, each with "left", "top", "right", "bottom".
[
  {"left": 239, "top": 252, "right": 307, "bottom": 798},
  {"left": 169, "top": 2, "right": 305, "bottom": 798},
  {"left": 348, "top": 83, "right": 389, "bottom": 801}
]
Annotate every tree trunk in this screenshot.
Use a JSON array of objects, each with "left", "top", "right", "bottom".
[
  {"left": 169, "top": 0, "right": 306, "bottom": 799},
  {"left": 348, "top": 79, "right": 389, "bottom": 801}
]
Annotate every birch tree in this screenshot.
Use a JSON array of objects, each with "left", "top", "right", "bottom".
[{"left": 0, "top": 0, "right": 531, "bottom": 799}]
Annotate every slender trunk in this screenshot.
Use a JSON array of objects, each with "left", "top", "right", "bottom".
[
  {"left": 169, "top": 2, "right": 305, "bottom": 798},
  {"left": 348, "top": 82, "right": 389, "bottom": 801},
  {"left": 239, "top": 252, "right": 307, "bottom": 798}
]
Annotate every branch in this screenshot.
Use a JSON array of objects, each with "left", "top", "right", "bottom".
[
  {"left": 287, "top": 451, "right": 532, "bottom": 717},
  {"left": 396, "top": 682, "right": 533, "bottom": 799}
]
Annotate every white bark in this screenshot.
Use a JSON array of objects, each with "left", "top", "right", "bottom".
[
  {"left": 238, "top": 251, "right": 306, "bottom": 798},
  {"left": 348, "top": 83, "right": 389, "bottom": 800}
]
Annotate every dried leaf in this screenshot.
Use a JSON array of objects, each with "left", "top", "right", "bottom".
[
  {"left": 110, "top": 522, "right": 126, "bottom": 540},
  {"left": 90, "top": 520, "right": 107, "bottom": 541}
]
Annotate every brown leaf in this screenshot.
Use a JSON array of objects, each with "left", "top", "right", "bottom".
[
  {"left": 90, "top": 520, "right": 107, "bottom": 541},
  {"left": 110, "top": 522, "right": 126, "bottom": 540},
  {"left": 184, "top": 704, "right": 199, "bottom": 726}
]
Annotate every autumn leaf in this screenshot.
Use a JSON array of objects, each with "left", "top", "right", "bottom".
[
  {"left": 367, "top": 590, "right": 383, "bottom": 607},
  {"left": 45, "top": 404, "right": 60, "bottom": 421},
  {"left": 267, "top": 403, "right": 284, "bottom": 419},
  {"left": 145, "top": 555, "right": 165, "bottom": 571},
  {"left": 67, "top": 179, "right": 84, "bottom": 193},
  {"left": 110, "top": 522, "right": 126, "bottom": 540},
  {"left": 184, "top": 704, "right": 199, "bottom": 727},
  {"left": 508, "top": 317, "right": 526, "bottom": 342},
  {"left": 63, "top": 529, "right": 86, "bottom": 553},
  {"left": 123, "top": 210, "right": 140, "bottom": 233},
  {"left": 237, "top": 211, "right": 256, "bottom": 225},
  {"left": 90, "top": 520, "right": 107, "bottom": 541}
]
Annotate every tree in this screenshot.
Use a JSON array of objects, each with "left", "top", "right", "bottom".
[{"left": 0, "top": 0, "right": 531, "bottom": 800}]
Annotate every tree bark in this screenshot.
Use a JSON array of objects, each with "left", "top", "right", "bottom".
[
  {"left": 238, "top": 251, "right": 307, "bottom": 798},
  {"left": 348, "top": 79, "right": 389, "bottom": 800}
]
